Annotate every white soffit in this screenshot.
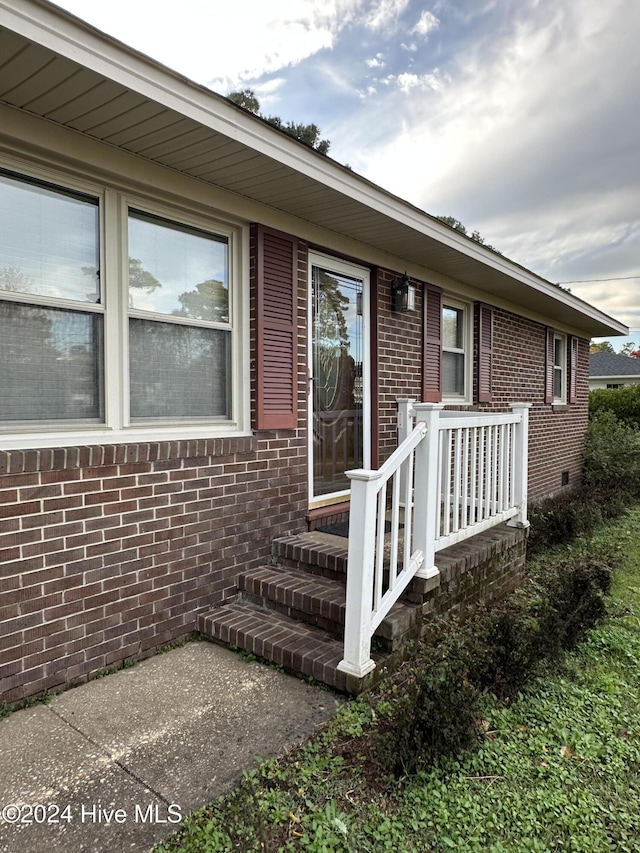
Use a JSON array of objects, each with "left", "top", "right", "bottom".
[{"left": 0, "top": 0, "right": 628, "bottom": 338}]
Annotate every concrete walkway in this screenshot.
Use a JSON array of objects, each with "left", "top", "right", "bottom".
[{"left": 0, "top": 641, "right": 341, "bottom": 853}]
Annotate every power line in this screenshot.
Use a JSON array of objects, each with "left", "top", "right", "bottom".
[{"left": 557, "top": 275, "right": 640, "bottom": 284}]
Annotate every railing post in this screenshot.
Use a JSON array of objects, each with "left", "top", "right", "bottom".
[
  {"left": 507, "top": 402, "right": 531, "bottom": 528},
  {"left": 337, "top": 469, "right": 378, "bottom": 678},
  {"left": 397, "top": 398, "right": 416, "bottom": 502},
  {"left": 412, "top": 403, "right": 444, "bottom": 579}
]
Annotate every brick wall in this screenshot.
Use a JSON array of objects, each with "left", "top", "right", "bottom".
[
  {"left": 0, "top": 436, "right": 308, "bottom": 704},
  {"left": 0, "top": 235, "right": 311, "bottom": 706},
  {"left": 0, "top": 247, "right": 590, "bottom": 704},
  {"left": 418, "top": 525, "right": 529, "bottom": 622},
  {"left": 374, "top": 269, "right": 589, "bottom": 501}
]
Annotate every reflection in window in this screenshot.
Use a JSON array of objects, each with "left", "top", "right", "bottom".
[
  {"left": 443, "top": 304, "right": 465, "bottom": 397},
  {"left": 0, "top": 170, "right": 99, "bottom": 303},
  {"left": 128, "top": 210, "right": 231, "bottom": 421},
  {"left": 0, "top": 170, "right": 103, "bottom": 425},
  {"left": 128, "top": 210, "right": 228, "bottom": 321}
]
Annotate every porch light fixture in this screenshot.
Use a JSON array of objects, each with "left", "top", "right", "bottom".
[{"left": 392, "top": 273, "right": 416, "bottom": 312}]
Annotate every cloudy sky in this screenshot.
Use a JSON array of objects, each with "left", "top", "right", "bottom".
[{"left": 53, "top": 0, "right": 640, "bottom": 346}]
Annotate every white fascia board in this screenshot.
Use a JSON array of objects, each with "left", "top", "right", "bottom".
[{"left": 1, "top": 1, "right": 629, "bottom": 339}]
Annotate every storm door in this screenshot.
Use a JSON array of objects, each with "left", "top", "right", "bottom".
[{"left": 309, "top": 253, "right": 370, "bottom": 503}]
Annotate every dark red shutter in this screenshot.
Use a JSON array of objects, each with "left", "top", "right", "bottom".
[
  {"left": 423, "top": 284, "right": 442, "bottom": 402},
  {"left": 569, "top": 335, "right": 579, "bottom": 404},
  {"left": 544, "top": 327, "right": 555, "bottom": 404},
  {"left": 255, "top": 226, "right": 298, "bottom": 429},
  {"left": 476, "top": 303, "right": 494, "bottom": 402}
]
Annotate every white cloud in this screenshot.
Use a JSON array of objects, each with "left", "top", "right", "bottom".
[
  {"left": 412, "top": 10, "right": 439, "bottom": 36},
  {"left": 52, "top": 0, "right": 362, "bottom": 87},
  {"left": 366, "top": 53, "right": 386, "bottom": 68},
  {"left": 393, "top": 70, "right": 446, "bottom": 93},
  {"left": 363, "top": 0, "right": 411, "bottom": 32}
]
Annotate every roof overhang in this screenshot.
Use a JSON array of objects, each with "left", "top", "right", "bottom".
[{"left": 0, "top": 0, "right": 628, "bottom": 338}]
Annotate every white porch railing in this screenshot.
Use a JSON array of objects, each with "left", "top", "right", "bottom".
[{"left": 337, "top": 400, "right": 530, "bottom": 679}]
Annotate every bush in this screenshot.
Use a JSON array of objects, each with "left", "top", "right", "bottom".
[
  {"left": 379, "top": 545, "right": 617, "bottom": 777},
  {"left": 589, "top": 383, "right": 640, "bottom": 427},
  {"left": 583, "top": 409, "right": 640, "bottom": 491},
  {"left": 383, "top": 641, "right": 482, "bottom": 777}
]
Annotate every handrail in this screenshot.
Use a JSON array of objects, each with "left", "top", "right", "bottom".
[
  {"left": 338, "top": 401, "right": 530, "bottom": 679},
  {"left": 337, "top": 422, "right": 426, "bottom": 679}
]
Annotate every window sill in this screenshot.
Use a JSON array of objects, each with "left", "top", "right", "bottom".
[
  {"left": 0, "top": 423, "right": 251, "bottom": 452},
  {"left": 552, "top": 403, "right": 570, "bottom": 413}
]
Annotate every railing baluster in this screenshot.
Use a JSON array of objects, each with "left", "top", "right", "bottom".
[
  {"left": 477, "top": 427, "right": 487, "bottom": 521},
  {"left": 389, "top": 470, "right": 401, "bottom": 589},
  {"left": 374, "top": 483, "right": 387, "bottom": 611},
  {"left": 462, "top": 426, "right": 470, "bottom": 527},
  {"left": 452, "top": 428, "right": 461, "bottom": 533},
  {"left": 403, "top": 449, "right": 414, "bottom": 571},
  {"left": 443, "top": 428, "right": 452, "bottom": 536},
  {"left": 470, "top": 426, "right": 477, "bottom": 526}
]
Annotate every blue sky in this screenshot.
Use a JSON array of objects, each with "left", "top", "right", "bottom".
[{"left": 53, "top": 0, "right": 640, "bottom": 349}]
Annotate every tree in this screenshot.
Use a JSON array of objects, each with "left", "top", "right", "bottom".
[
  {"left": 437, "top": 216, "right": 501, "bottom": 254},
  {"left": 228, "top": 88, "right": 330, "bottom": 155},
  {"left": 590, "top": 341, "right": 615, "bottom": 354},
  {"left": 620, "top": 342, "right": 640, "bottom": 358}
]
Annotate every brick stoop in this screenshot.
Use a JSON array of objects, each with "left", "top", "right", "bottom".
[
  {"left": 198, "top": 531, "right": 423, "bottom": 694},
  {"left": 197, "top": 523, "right": 528, "bottom": 693}
]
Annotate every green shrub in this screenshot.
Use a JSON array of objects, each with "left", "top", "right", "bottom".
[
  {"left": 382, "top": 642, "right": 482, "bottom": 777},
  {"left": 583, "top": 409, "right": 640, "bottom": 491},
  {"left": 378, "top": 545, "right": 617, "bottom": 778},
  {"left": 589, "top": 382, "right": 640, "bottom": 427}
]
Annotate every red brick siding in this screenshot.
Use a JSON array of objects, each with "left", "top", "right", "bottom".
[
  {"left": 475, "top": 308, "right": 589, "bottom": 500},
  {"left": 0, "top": 436, "right": 308, "bottom": 704},
  {"left": 0, "top": 231, "right": 312, "bottom": 705},
  {"left": 0, "top": 242, "right": 589, "bottom": 703},
  {"left": 376, "top": 269, "right": 424, "bottom": 461},
  {"left": 374, "top": 269, "right": 589, "bottom": 500}
]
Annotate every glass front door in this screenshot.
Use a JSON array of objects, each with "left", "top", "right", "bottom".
[{"left": 309, "top": 255, "right": 369, "bottom": 502}]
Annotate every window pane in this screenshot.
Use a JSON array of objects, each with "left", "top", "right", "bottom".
[
  {"left": 0, "top": 171, "right": 99, "bottom": 303},
  {"left": 554, "top": 366, "right": 563, "bottom": 399},
  {"left": 128, "top": 210, "right": 228, "bottom": 321},
  {"left": 129, "top": 318, "right": 230, "bottom": 419},
  {"left": 554, "top": 337, "right": 563, "bottom": 368},
  {"left": 443, "top": 306, "right": 464, "bottom": 349},
  {"left": 0, "top": 302, "right": 103, "bottom": 421},
  {"left": 443, "top": 351, "right": 465, "bottom": 395}
]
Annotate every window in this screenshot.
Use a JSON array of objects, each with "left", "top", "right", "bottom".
[
  {"left": 442, "top": 301, "right": 470, "bottom": 400},
  {"left": 0, "top": 165, "right": 244, "bottom": 448},
  {"left": 553, "top": 333, "right": 567, "bottom": 403},
  {"left": 0, "top": 170, "right": 103, "bottom": 423},
  {"left": 127, "top": 210, "right": 231, "bottom": 421}
]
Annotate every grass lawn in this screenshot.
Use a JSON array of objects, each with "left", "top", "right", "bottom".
[{"left": 157, "top": 507, "right": 640, "bottom": 853}]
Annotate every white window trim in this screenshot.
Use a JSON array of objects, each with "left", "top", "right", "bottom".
[
  {"left": 442, "top": 297, "right": 473, "bottom": 405},
  {"left": 0, "top": 159, "right": 250, "bottom": 450},
  {"left": 553, "top": 332, "right": 567, "bottom": 404}
]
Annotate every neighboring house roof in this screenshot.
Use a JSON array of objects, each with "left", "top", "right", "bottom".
[
  {"left": 0, "top": 0, "right": 628, "bottom": 339},
  {"left": 589, "top": 352, "right": 640, "bottom": 377}
]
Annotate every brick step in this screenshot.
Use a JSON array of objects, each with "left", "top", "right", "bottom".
[
  {"left": 198, "top": 603, "right": 350, "bottom": 691},
  {"left": 237, "top": 565, "right": 421, "bottom": 650},
  {"left": 269, "top": 532, "right": 439, "bottom": 601},
  {"left": 271, "top": 533, "right": 348, "bottom": 581},
  {"left": 237, "top": 566, "right": 345, "bottom": 638}
]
